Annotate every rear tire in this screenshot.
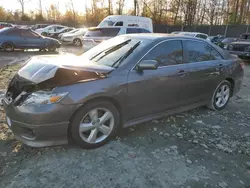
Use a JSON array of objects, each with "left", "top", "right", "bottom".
[
  {"left": 69, "top": 100, "right": 120, "bottom": 149},
  {"left": 3, "top": 43, "right": 14, "bottom": 52},
  {"left": 73, "top": 38, "right": 82, "bottom": 46},
  {"left": 47, "top": 44, "right": 57, "bottom": 52},
  {"left": 207, "top": 80, "right": 232, "bottom": 111}
]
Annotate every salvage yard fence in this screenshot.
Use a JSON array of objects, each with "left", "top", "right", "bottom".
[
  {"left": 154, "top": 24, "right": 250, "bottom": 37},
  {"left": 7, "top": 21, "right": 250, "bottom": 38}
]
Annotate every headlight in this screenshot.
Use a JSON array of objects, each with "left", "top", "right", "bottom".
[
  {"left": 22, "top": 91, "right": 68, "bottom": 106},
  {"left": 224, "top": 45, "right": 228, "bottom": 49}
]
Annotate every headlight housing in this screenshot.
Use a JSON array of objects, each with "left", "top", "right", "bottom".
[
  {"left": 22, "top": 91, "right": 68, "bottom": 106},
  {"left": 244, "top": 46, "right": 250, "bottom": 51}
]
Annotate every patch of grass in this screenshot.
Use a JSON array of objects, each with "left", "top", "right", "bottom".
[{"left": 0, "top": 64, "right": 23, "bottom": 90}]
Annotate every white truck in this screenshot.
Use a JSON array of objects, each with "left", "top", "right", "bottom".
[{"left": 98, "top": 15, "right": 153, "bottom": 32}]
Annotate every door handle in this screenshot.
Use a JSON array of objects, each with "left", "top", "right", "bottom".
[{"left": 178, "top": 70, "right": 186, "bottom": 77}]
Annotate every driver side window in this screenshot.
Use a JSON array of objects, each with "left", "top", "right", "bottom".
[{"left": 142, "top": 40, "right": 183, "bottom": 67}]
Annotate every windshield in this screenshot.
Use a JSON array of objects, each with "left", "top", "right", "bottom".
[
  {"left": 98, "top": 20, "right": 115, "bottom": 27},
  {"left": 81, "top": 36, "right": 148, "bottom": 68}
]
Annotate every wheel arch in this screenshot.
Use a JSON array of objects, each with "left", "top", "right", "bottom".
[
  {"left": 225, "top": 77, "right": 235, "bottom": 96},
  {"left": 67, "top": 96, "right": 123, "bottom": 139}
]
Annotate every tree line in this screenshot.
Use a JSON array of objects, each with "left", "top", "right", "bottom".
[{"left": 0, "top": 0, "right": 249, "bottom": 27}]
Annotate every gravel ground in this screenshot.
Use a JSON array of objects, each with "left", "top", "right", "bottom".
[{"left": 0, "top": 48, "right": 250, "bottom": 188}]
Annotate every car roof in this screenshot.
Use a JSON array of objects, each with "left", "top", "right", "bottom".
[{"left": 120, "top": 33, "right": 209, "bottom": 41}]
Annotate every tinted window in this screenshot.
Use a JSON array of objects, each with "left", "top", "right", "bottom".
[
  {"left": 239, "top": 34, "right": 250, "bottom": 41},
  {"left": 126, "top": 28, "right": 140, "bottom": 34},
  {"left": 142, "top": 40, "right": 183, "bottom": 66},
  {"left": 115, "top": 22, "right": 123, "bottom": 26},
  {"left": 21, "top": 30, "right": 40, "bottom": 38},
  {"left": 139, "top": 28, "right": 151, "bottom": 33},
  {"left": 57, "top": 26, "right": 64, "bottom": 30},
  {"left": 6, "top": 30, "right": 21, "bottom": 36},
  {"left": 85, "top": 28, "right": 120, "bottom": 37},
  {"left": 184, "top": 40, "right": 222, "bottom": 63},
  {"left": 196, "top": 34, "right": 207, "bottom": 39}
]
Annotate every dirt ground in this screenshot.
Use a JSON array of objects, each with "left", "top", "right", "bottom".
[{"left": 0, "top": 47, "right": 249, "bottom": 188}]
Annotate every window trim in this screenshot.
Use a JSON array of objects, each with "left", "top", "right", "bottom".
[
  {"left": 131, "top": 39, "right": 184, "bottom": 71},
  {"left": 182, "top": 39, "right": 224, "bottom": 64}
]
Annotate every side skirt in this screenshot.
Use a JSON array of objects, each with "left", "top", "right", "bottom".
[{"left": 123, "top": 101, "right": 207, "bottom": 128}]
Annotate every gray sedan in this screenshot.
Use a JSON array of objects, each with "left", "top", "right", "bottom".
[{"left": 2, "top": 34, "right": 244, "bottom": 149}]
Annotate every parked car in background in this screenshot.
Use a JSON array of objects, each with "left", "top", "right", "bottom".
[
  {"left": 98, "top": 15, "right": 153, "bottom": 32},
  {"left": 209, "top": 35, "right": 225, "bottom": 44},
  {"left": 31, "top": 24, "right": 50, "bottom": 31},
  {"left": 217, "top": 37, "right": 237, "bottom": 49},
  {"left": 2, "top": 34, "right": 244, "bottom": 148},
  {"left": 0, "top": 27, "right": 61, "bottom": 52},
  {"left": 61, "top": 28, "right": 87, "bottom": 46},
  {"left": 171, "top": 31, "right": 182, "bottom": 34},
  {"left": 82, "top": 26, "right": 151, "bottom": 51},
  {"left": 0, "top": 22, "right": 13, "bottom": 29},
  {"left": 49, "top": 27, "right": 74, "bottom": 39},
  {"left": 178, "top": 32, "right": 209, "bottom": 40},
  {"left": 58, "top": 28, "right": 79, "bottom": 39},
  {"left": 35, "top": 25, "right": 67, "bottom": 36},
  {"left": 227, "top": 33, "right": 250, "bottom": 58}
]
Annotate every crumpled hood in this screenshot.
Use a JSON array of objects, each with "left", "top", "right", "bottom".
[{"left": 17, "top": 55, "right": 114, "bottom": 84}]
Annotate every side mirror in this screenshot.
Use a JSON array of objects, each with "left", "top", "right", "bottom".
[{"left": 136, "top": 60, "right": 158, "bottom": 71}]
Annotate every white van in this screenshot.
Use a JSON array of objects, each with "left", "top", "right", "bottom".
[{"left": 98, "top": 15, "right": 153, "bottom": 32}]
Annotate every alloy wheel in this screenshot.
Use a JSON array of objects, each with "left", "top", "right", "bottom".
[
  {"left": 79, "top": 108, "right": 114, "bottom": 144},
  {"left": 74, "top": 39, "right": 81, "bottom": 46},
  {"left": 215, "top": 84, "right": 230, "bottom": 108},
  {"left": 4, "top": 44, "right": 14, "bottom": 52}
]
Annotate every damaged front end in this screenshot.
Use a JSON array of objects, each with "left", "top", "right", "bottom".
[{"left": 5, "top": 55, "right": 114, "bottom": 106}]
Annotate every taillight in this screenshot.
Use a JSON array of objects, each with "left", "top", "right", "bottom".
[{"left": 240, "top": 62, "right": 245, "bottom": 69}]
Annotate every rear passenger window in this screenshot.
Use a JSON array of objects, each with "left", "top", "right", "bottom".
[
  {"left": 126, "top": 28, "right": 140, "bottom": 34},
  {"left": 142, "top": 40, "right": 183, "bottom": 66},
  {"left": 184, "top": 40, "right": 222, "bottom": 63},
  {"left": 7, "top": 30, "right": 20, "bottom": 36}
]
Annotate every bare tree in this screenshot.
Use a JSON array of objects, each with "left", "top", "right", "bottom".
[
  {"left": 116, "top": 0, "right": 125, "bottom": 14},
  {"left": 17, "top": 0, "right": 30, "bottom": 16},
  {"left": 69, "top": 0, "right": 76, "bottom": 21},
  {"left": 38, "top": 0, "right": 42, "bottom": 15}
]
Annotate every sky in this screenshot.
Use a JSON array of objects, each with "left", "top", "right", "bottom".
[{"left": 0, "top": 0, "right": 133, "bottom": 14}]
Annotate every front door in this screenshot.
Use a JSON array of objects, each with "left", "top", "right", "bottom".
[{"left": 127, "top": 40, "right": 191, "bottom": 120}]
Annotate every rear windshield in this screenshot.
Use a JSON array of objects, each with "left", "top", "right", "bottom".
[
  {"left": 84, "top": 28, "right": 120, "bottom": 37},
  {"left": 98, "top": 21, "right": 115, "bottom": 27}
]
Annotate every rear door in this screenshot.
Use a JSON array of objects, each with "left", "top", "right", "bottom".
[
  {"left": 127, "top": 40, "right": 191, "bottom": 119},
  {"left": 183, "top": 39, "right": 225, "bottom": 103},
  {"left": 5, "top": 29, "right": 23, "bottom": 48},
  {"left": 20, "top": 30, "right": 45, "bottom": 49}
]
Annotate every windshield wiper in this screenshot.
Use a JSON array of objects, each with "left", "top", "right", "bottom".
[
  {"left": 90, "top": 39, "right": 131, "bottom": 61},
  {"left": 111, "top": 41, "right": 141, "bottom": 68}
]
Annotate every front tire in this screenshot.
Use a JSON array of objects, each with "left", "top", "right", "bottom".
[
  {"left": 73, "top": 38, "right": 82, "bottom": 46},
  {"left": 47, "top": 44, "right": 57, "bottom": 52},
  {"left": 70, "top": 100, "right": 120, "bottom": 149},
  {"left": 207, "top": 80, "right": 232, "bottom": 110},
  {"left": 41, "top": 32, "right": 47, "bottom": 36}
]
